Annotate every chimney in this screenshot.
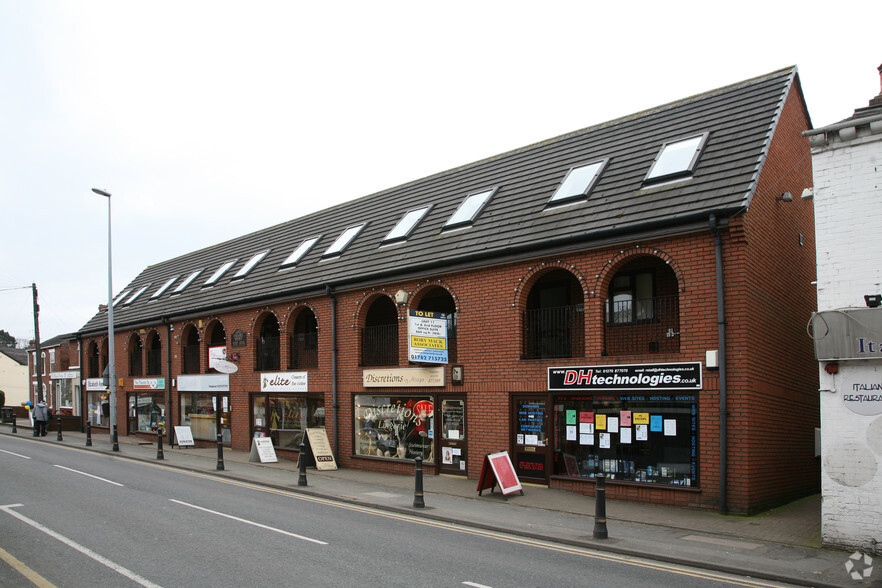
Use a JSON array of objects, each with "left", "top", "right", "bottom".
[{"left": 869, "top": 63, "right": 882, "bottom": 107}]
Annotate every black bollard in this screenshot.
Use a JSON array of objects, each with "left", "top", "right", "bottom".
[
  {"left": 85, "top": 421, "right": 92, "bottom": 446},
  {"left": 57, "top": 413, "right": 63, "bottom": 441},
  {"left": 297, "top": 442, "right": 308, "bottom": 486},
  {"left": 112, "top": 424, "right": 119, "bottom": 452},
  {"left": 593, "top": 473, "right": 608, "bottom": 539},
  {"left": 216, "top": 432, "right": 225, "bottom": 470},
  {"left": 413, "top": 456, "right": 425, "bottom": 508},
  {"left": 11, "top": 412, "right": 16, "bottom": 434},
  {"left": 156, "top": 430, "right": 164, "bottom": 460}
]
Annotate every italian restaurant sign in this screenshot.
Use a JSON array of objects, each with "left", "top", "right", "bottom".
[{"left": 548, "top": 362, "right": 702, "bottom": 392}]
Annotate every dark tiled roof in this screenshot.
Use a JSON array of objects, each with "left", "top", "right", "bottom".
[
  {"left": 81, "top": 67, "right": 801, "bottom": 334},
  {"left": 0, "top": 346, "right": 28, "bottom": 366}
]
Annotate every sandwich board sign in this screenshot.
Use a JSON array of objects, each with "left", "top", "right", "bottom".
[
  {"left": 249, "top": 436, "right": 278, "bottom": 463},
  {"left": 173, "top": 426, "right": 195, "bottom": 447},
  {"left": 304, "top": 428, "right": 338, "bottom": 471},
  {"left": 477, "top": 451, "right": 523, "bottom": 497}
]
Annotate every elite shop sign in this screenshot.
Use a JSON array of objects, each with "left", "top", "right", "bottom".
[{"left": 548, "top": 362, "right": 702, "bottom": 392}]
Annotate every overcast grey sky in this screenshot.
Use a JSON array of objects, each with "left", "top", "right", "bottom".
[{"left": 1, "top": 1, "right": 879, "bottom": 344}]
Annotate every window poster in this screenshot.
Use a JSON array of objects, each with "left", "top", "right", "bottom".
[
  {"left": 580, "top": 411, "right": 594, "bottom": 423},
  {"left": 620, "top": 411, "right": 632, "bottom": 427},
  {"left": 650, "top": 414, "right": 663, "bottom": 432},
  {"left": 664, "top": 419, "right": 677, "bottom": 436},
  {"left": 566, "top": 425, "right": 577, "bottom": 441},
  {"left": 595, "top": 414, "right": 607, "bottom": 430},
  {"left": 579, "top": 422, "right": 594, "bottom": 434},
  {"left": 636, "top": 424, "right": 648, "bottom": 441},
  {"left": 566, "top": 410, "right": 576, "bottom": 425},
  {"left": 580, "top": 433, "right": 594, "bottom": 445},
  {"left": 607, "top": 417, "right": 619, "bottom": 433},
  {"left": 633, "top": 412, "right": 649, "bottom": 425},
  {"left": 599, "top": 432, "right": 611, "bottom": 449},
  {"left": 620, "top": 427, "right": 632, "bottom": 444}
]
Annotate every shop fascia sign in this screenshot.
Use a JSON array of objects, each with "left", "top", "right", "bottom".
[
  {"left": 260, "top": 372, "right": 308, "bottom": 392},
  {"left": 177, "top": 374, "right": 230, "bottom": 392},
  {"left": 50, "top": 370, "right": 78, "bottom": 380},
  {"left": 85, "top": 378, "right": 107, "bottom": 391},
  {"left": 363, "top": 367, "right": 445, "bottom": 387},
  {"left": 548, "top": 362, "right": 702, "bottom": 392},
  {"left": 133, "top": 378, "right": 165, "bottom": 390},
  {"left": 812, "top": 308, "right": 882, "bottom": 360}
]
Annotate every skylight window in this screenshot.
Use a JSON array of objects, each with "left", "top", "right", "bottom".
[
  {"left": 151, "top": 276, "right": 179, "bottom": 299},
  {"left": 234, "top": 249, "right": 270, "bottom": 279},
  {"left": 645, "top": 133, "right": 709, "bottom": 183},
  {"left": 113, "top": 290, "right": 131, "bottom": 306},
  {"left": 444, "top": 188, "right": 496, "bottom": 230},
  {"left": 124, "top": 284, "right": 150, "bottom": 305},
  {"left": 383, "top": 206, "right": 431, "bottom": 243},
  {"left": 173, "top": 270, "right": 203, "bottom": 293},
  {"left": 204, "top": 260, "right": 237, "bottom": 286},
  {"left": 322, "top": 224, "right": 365, "bottom": 258},
  {"left": 281, "top": 237, "right": 320, "bottom": 268},
  {"left": 549, "top": 160, "right": 609, "bottom": 205}
]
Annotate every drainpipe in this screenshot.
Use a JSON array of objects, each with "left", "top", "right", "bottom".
[
  {"left": 326, "top": 285, "right": 339, "bottom": 458},
  {"left": 162, "top": 317, "right": 173, "bottom": 446},
  {"left": 77, "top": 335, "right": 84, "bottom": 432},
  {"left": 709, "top": 215, "right": 728, "bottom": 514}
]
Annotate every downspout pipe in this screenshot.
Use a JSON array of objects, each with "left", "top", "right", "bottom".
[
  {"left": 162, "top": 317, "right": 173, "bottom": 446},
  {"left": 709, "top": 214, "right": 728, "bottom": 514},
  {"left": 326, "top": 285, "right": 339, "bottom": 459}
]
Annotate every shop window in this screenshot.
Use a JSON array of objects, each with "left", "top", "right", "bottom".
[
  {"left": 257, "top": 314, "right": 281, "bottom": 371},
  {"left": 146, "top": 332, "right": 162, "bottom": 375},
  {"left": 604, "top": 259, "right": 679, "bottom": 355},
  {"left": 129, "top": 391, "right": 165, "bottom": 433},
  {"left": 354, "top": 395, "right": 434, "bottom": 461},
  {"left": 251, "top": 394, "right": 325, "bottom": 451},
  {"left": 181, "top": 393, "right": 221, "bottom": 441},
  {"left": 361, "top": 297, "right": 398, "bottom": 366},
  {"left": 552, "top": 393, "right": 698, "bottom": 487},
  {"left": 289, "top": 309, "right": 318, "bottom": 369},
  {"left": 128, "top": 335, "right": 143, "bottom": 377},
  {"left": 182, "top": 326, "right": 200, "bottom": 374},
  {"left": 522, "top": 270, "right": 584, "bottom": 359},
  {"left": 416, "top": 286, "right": 457, "bottom": 362}
]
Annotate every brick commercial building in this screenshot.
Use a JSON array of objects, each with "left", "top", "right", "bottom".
[
  {"left": 76, "top": 66, "right": 818, "bottom": 514},
  {"left": 806, "top": 64, "right": 882, "bottom": 552}
]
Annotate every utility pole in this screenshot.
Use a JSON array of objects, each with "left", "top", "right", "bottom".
[{"left": 32, "top": 283, "right": 44, "bottom": 403}]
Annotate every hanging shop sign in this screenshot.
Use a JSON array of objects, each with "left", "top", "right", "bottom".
[
  {"left": 260, "top": 372, "right": 308, "bottom": 392},
  {"left": 407, "top": 310, "right": 448, "bottom": 364},
  {"left": 133, "top": 378, "right": 165, "bottom": 390},
  {"left": 363, "top": 367, "right": 445, "bottom": 387},
  {"left": 209, "top": 346, "right": 238, "bottom": 373},
  {"left": 177, "top": 374, "right": 230, "bottom": 392},
  {"left": 548, "top": 362, "right": 702, "bottom": 392}
]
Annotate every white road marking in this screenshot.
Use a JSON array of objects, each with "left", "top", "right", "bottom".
[
  {"left": 463, "top": 582, "right": 493, "bottom": 588},
  {"left": 53, "top": 464, "right": 124, "bottom": 486},
  {"left": 0, "top": 504, "right": 162, "bottom": 588},
  {"left": 0, "top": 448, "right": 31, "bottom": 459},
  {"left": 169, "top": 499, "right": 328, "bottom": 545}
]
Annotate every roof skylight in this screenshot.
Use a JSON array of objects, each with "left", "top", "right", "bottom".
[
  {"left": 281, "top": 237, "right": 320, "bottom": 268},
  {"left": 204, "top": 260, "right": 237, "bottom": 286},
  {"left": 549, "top": 160, "right": 609, "bottom": 205},
  {"left": 645, "top": 133, "right": 709, "bottom": 183},
  {"left": 113, "top": 290, "right": 131, "bottom": 306},
  {"left": 322, "top": 224, "right": 365, "bottom": 258},
  {"left": 444, "top": 188, "right": 496, "bottom": 230},
  {"left": 383, "top": 206, "right": 431, "bottom": 243},
  {"left": 151, "top": 276, "right": 179, "bottom": 299},
  {"left": 173, "top": 270, "right": 203, "bottom": 293},
  {"left": 124, "top": 284, "right": 150, "bottom": 305},
  {"left": 234, "top": 250, "right": 270, "bottom": 279}
]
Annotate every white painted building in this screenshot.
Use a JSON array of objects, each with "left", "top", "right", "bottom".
[{"left": 806, "top": 64, "right": 882, "bottom": 554}]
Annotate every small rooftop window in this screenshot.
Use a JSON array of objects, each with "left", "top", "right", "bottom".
[
  {"left": 644, "top": 133, "right": 709, "bottom": 183},
  {"left": 151, "top": 276, "right": 179, "bottom": 299},
  {"left": 383, "top": 206, "right": 431, "bottom": 244},
  {"left": 323, "top": 224, "right": 365, "bottom": 258},
  {"left": 281, "top": 237, "right": 320, "bottom": 268},
  {"left": 124, "top": 284, "right": 150, "bottom": 305},
  {"left": 204, "top": 260, "right": 237, "bottom": 286},
  {"left": 548, "top": 160, "right": 609, "bottom": 205},
  {"left": 444, "top": 188, "right": 496, "bottom": 230},
  {"left": 173, "top": 270, "right": 203, "bottom": 294},
  {"left": 234, "top": 249, "right": 270, "bottom": 279},
  {"left": 113, "top": 290, "right": 131, "bottom": 306}
]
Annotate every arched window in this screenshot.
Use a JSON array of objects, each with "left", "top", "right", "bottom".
[
  {"left": 128, "top": 335, "right": 143, "bottom": 377},
  {"left": 361, "top": 297, "right": 398, "bottom": 366},
  {"left": 289, "top": 308, "right": 318, "bottom": 369},
  {"left": 146, "top": 332, "right": 163, "bottom": 375},
  {"left": 88, "top": 342, "right": 100, "bottom": 378},
  {"left": 182, "top": 325, "right": 200, "bottom": 374},
  {"left": 416, "top": 287, "right": 457, "bottom": 362},
  {"left": 257, "top": 314, "right": 281, "bottom": 371},
  {"left": 206, "top": 321, "right": 226, "bottom": 372},
  {"left": 522, "top": 269, "right": 584, "bottom": 359},
  {"left": 604, "top": 256, "right": 680, "bottom": 355}
]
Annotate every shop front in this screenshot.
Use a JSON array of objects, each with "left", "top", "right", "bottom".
[
  {"left": 177, "top": 374, "right": 230, "bottom": 445},
  {"left": 515, "top": 362, "right": 702, "bottom": 488},
  {"left": 250, "top": 371, "right": 324, "bottom": 453},
  {"left": 126, "top": 378, "right": 167, "bottom": 434},
  {"left": 85, "top": 378, "right": 111, "bottom": 428}
]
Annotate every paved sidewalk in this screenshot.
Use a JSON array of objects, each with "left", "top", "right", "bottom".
[{"left": 1, "top": 426, "right": 873, "bottom": 587}]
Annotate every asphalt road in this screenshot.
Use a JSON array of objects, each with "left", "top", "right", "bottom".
[{"left": 0, "top": 435, "right": 797, "bottom": 587}]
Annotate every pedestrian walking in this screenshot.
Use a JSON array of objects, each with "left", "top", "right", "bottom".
[{"left": 33, "top": 401, "right": 50, "bottom": 437}]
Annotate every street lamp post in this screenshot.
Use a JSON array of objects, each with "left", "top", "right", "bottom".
[{"left": 92, "top": 187, "right": 119, "bottom": 451}]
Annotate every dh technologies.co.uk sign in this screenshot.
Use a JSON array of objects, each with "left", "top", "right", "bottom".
[{"left": 548, "top": 362, "right": 702, "bottom": 392}]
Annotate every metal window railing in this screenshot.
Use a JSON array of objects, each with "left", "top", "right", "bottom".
[
  {"left": 146, "top": 348, "right": 163, "bottom": 375},
  {"left": 258, "top": 336, "right": 281, "bottom": 371},
  {"left": 361, "top": 324, "right": 398, "bottom": 366},
  {"left": 289, "top": 332, "right": 318, "bottom": 369},
  {"left": 522, "top": 304, "right": 585, "bottom": 359},
  {"left": 182, "top": 344, "right": 200, "bottom": 374},
  {"left": 128, "top": 352, "right": 142, "bottom": 377},
  {"left": 604, "top": 295, "right": 680, "bottom": 355}
]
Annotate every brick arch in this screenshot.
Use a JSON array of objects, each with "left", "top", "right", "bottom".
[
  {"left": 410, "top": 279, "right": 461, "bottom": 313},
  {"left": 351, "top": 289, "right": 400, "bottom": 329},
  {"left": 249, "top": 307, "right": 282, "bottom": 336},
  {"left": 124, "top": 331, "right": 143, "bottom": 352},
  {"left": 512, "top": 260, "right": 589, "bottom": 310},
  {"left": 203, "top": 317, "right": 226, "bottom": 344},
  {"left": 590, "top": 246, "right": 686, "bottom": 297},
  {"left": 285, "top": 303, "right": 320, "bottom": 332}
]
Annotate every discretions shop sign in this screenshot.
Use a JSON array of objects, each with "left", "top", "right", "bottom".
[{"left": 548, "top": 362, "right": 702, "bottom": 392}]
